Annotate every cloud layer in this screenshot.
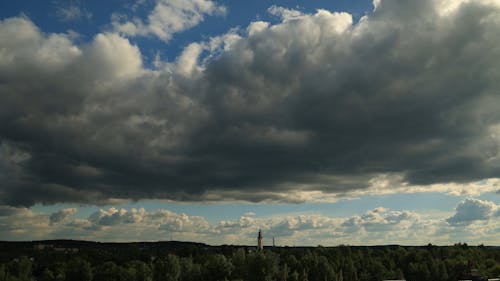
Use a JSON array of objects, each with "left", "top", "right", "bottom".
[
  {"left": 1, "top": 199, "right": 499, "bottom": 245},
  {"left": 112, "top": 0, "right": 226, "bottom": 42},
  {"left": 2, "top": 0, "right": 500, "bottom": 206}
]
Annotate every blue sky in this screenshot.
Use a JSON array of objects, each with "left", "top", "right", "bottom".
[{"left": 1, "top": 0, "right": 500, "bottom": 245}]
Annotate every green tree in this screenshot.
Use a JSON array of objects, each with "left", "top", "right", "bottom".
[
  {"left": 393, "top": 269, "right": 405, "bottom": 280},
  {"left": 179, "top": 257, "right": 202, "bottom": 281},
  {"left": 300, "top": 253, "right": 336, "bottom": 281},
  {"left": 365, "top": 259, "right": 386, "bottom": 281},
  {"left": 246, "top": 251, "right": 280, "bottom": 281},
  {"left": 203, "top": 254, "right": 233, "bottom": 281},
  {"left": 300, "top": 268, "right": 308, "bottom": 281},
  {"left": 429, "top": 260, "right": 448, "bottom": 281},
  {"left": 289, "top": 270, "right": 300, "bottom": 281},
  {"left": 153, "top": 255, "right": 181, "bottom": 281},
  {"left": 281, "top": 263, "right": 289, "bottom": 281},
  {"left": 231, "top": 248, "right": 246, "bottom": 280},
  {"left": 125, "top": 260, "right": 152, "bottom": 281},
  {"left": 65, "top": 258, "right": 92, "bottom": 281},
  {"left": 8, "top": 256, "right": 32, "bottom": 281},
  {"left": 0, "top": 264, "right": 9, "bottom": 281},
  {"left": 39, "top": 268, "right": 55, "bottom": 281},
  {"left": 342, "top": 257, "right": 357, "bottom": 281},
  {"left": 93, "top": 261, "right": 129, "bottom": 281},
  {"left": 406, "top": 262, "right": 430, "bottom": 281},
  {"left": 490, "top": 264, "right": 500, "bottom": 279}
]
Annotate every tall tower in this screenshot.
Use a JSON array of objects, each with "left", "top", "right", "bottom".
[{"left": 257, "top": 229, "right": 263, "bottom": 250}]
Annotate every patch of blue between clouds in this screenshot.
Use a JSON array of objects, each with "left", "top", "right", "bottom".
[{"left": 31, "top": 192, "right": 487, "bottom": 224}]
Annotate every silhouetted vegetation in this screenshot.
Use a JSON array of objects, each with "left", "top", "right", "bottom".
[{"left": 0, "top": 241, "right": 499, "bottom": 280}]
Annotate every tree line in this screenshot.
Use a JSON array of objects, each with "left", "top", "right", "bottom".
[{"left": 0, "top": 243, "right": 499, "bottom": 281}]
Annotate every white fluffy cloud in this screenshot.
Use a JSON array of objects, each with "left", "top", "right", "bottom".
[
  {"left": 84, "top": 33, "right": 144, "bottom": 79},
  {"left": 267, "top": 5, "right": 304, "bottom": 21},
  {"left": 0, "top": 200, "right": 499, "bottom": 245},
  {"left": 0, "top": 16, "right": 81, "bottom": 70},
  {"left": 447, "top": 198, "right": 500, "bottom": 225},
  {"left": 341, "top": 208, "right": 418, "bottom": 233},
  {"left": 86, "top": 207, "right": 211, "bottom": 233},
  {"left": 112, "top": 0, "right": 226, "bottom": 42}
]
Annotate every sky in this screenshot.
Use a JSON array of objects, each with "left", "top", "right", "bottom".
[{"left": 0, "top": 0, "right": 500, "bottom": 246}]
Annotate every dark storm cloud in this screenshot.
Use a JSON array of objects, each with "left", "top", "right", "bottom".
[
  {"left": 1, "top": 0, "right": 500, "bottom": 206},
  {"left": 49, "top": 208, "right": 77, "bottom": 224}
]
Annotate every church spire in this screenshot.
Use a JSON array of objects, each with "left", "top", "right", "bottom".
[{"left": 257, "top": 229, "right": 263, "bottom": 250}]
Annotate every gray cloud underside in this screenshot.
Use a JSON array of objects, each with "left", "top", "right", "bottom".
[{"left": 2, "top": 0, "right": 500, "bottom": 206}]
